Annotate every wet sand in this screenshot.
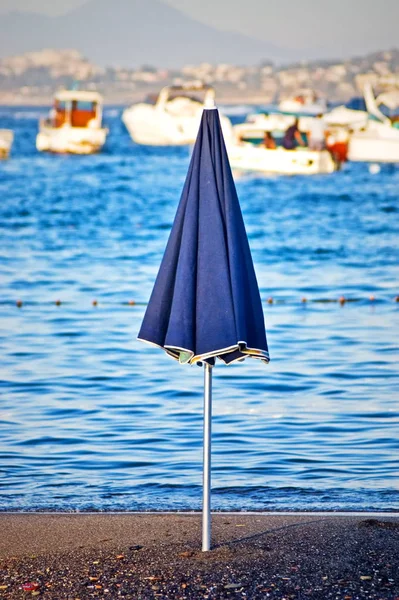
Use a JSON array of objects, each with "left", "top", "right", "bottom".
[{"left": 0, "top": 513, "right": 398, "bottom": 599}]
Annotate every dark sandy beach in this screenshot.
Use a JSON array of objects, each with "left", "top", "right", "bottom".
[{"left": 0, "top": 513, "right": 398, "bottom": 599}]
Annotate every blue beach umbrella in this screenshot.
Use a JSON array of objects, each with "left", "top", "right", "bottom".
[{"left": 138, "top": 105, "right": 269, "bottom": 551}]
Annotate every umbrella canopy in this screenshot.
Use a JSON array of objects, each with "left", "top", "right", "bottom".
[{"left": 138, "top": 108, "right": 269, "bottom": 365}]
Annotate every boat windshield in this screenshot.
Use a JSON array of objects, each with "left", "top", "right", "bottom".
[{"left": 70, "top": 101, "right": 98, "bottom": 128}]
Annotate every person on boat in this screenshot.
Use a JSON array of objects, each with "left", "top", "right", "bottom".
[
  {"left": 263, "top": 131, "right": 276, "bottom": 149},
  {"left": 282, "top": 118, "right": 305, "bottom": 150},
  {"left": 307, "top": 114, "right": 326, "bottom": 151}
]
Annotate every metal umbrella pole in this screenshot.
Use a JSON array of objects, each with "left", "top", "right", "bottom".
[{"left": 202, "top": 362, "right": 213, "bottom": 551}]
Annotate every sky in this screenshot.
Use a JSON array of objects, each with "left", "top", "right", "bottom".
[{"left": 0, "top": 0, "right": 398, "bottom": 57}]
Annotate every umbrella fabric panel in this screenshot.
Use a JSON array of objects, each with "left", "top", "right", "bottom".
[{"left": 138, "top": 109, "right": 269, "bottom": 365}]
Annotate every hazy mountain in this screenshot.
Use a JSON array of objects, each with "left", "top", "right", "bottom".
[{"left": 0, "top": 0, "right": 292, "bottom": 67}]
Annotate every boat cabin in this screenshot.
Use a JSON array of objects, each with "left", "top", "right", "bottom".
[{"left": 51, "top": 91, "right": 103, "bottom": 129}]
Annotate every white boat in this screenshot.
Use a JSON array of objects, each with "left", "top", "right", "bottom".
[
  {"left": 122, "top": 83, "right": 233, "bottom": 146},
  {"left": 226, "top": 135, "right": 336, "bottom": 176},
  {"left": 232, "top": 115, "right": 347, "bottom": 168},
  {"left": 36, "top": 90, "right": 108, "bottom": 154},
  {"left": 0, "top": 129, "right": 14, "bottom": 158},
  {"left": 278, "top": 89, "right": 327, "bottom": 116},
  {"left": 348, "top": 84, "right": 399, "bottom": 163}
]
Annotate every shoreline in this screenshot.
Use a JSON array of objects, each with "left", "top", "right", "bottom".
[
  {"left": 1, "top": 513, "right": 398, "bottom": 598},
  {"left": 1, "top": 510, "right": 399, "bottom": 516},
  {"left": 0, "top": 95, "right": 267, "bottom": 108}
]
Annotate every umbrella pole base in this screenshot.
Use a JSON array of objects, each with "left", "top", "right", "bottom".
[{"left": 202, "top": 362, "right": 212, "bottom": 552}]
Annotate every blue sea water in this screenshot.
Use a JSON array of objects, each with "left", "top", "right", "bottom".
[{"left": 0, "top": 106, "right": 398, "bottom": 513}]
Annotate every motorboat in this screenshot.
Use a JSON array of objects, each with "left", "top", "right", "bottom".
[
  {"left": 348, "top": 84, "right": 399, "bottom": 163},
  {"left": 278, "top": 89, "right": 327, "bottom": 116},
  {"left": 36, "top": 90, "right": 108, "bottom": 154},
  {"left": 227, "top": 121, "right": 336, "bottom": 175},
  {"left": 232, "top": 115, "right": 347, "bottom": 167},
  {"left": 0, "top": 129, "right": 14, "bottom": 158},
  {"left": 236, "top": 105, "right": 364, "bottom": 164},
  {"left": 122, "top": 83, "right": 233, "bottom": 146}
]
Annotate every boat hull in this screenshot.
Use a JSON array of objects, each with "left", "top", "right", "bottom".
[
  {"left": 348, "top": 133, "right": 399, "bottom": 163},
  {"left": 123, "top": 104, "right": 196, "bottom": 145},
  {"left": 36, "top": 125, "right": 107, "bottom": 154},
  {"left": 227, "top": 143, "right": 336, "bottom": 175}
]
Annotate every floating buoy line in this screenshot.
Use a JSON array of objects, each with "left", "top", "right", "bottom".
[{"left": 6, "top": 295, "right": 399, "bottom": 309}]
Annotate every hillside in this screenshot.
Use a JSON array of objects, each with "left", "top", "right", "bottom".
[{"left": 0, "top": 0, "right": 289, "bottom": 68}]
